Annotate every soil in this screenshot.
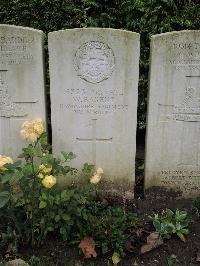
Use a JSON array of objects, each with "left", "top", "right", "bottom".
[{"left": 7, "top": 187, "right": 198, "bottom": 266}]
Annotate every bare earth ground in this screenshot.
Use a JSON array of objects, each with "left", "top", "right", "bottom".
[{"left": 15, "top": 187, "right": 200, "bottom": 266}]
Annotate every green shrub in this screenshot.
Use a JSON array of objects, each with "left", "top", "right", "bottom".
[
  {"left": 149, "top": 208, "right": 190, "bottom": 241},
  {"left": 0, "top": 119, "right": 83, "bottom": 247},
  {"left": 0, "top": 118, "right": 138, "bottom": 258}
]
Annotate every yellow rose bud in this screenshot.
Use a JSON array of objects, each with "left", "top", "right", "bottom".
[
  {"left": 90, "top": 174, "right": 101, "bottom": 185},
  {"left": 38, "top": 173, "right": 44, "bottom": 179},
  {"left": 42, "top": 175, "right": 56, "bottom": 189},
  {"left": 43, "top": 166, "right": 52, "bottom": 174},
  {"left": 39, "top": 164, "right": 52, "bottom": 174},
  {"left": 39, "top": 164, "right": 46, "bottom": 171}
]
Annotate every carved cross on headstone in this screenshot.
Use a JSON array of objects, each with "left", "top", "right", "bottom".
[
  {"left": 76, "top": 119, "right": 113, "bottom": 165},
  {"left": 158, "top": 75, "right": 200, "bottom": 167}
]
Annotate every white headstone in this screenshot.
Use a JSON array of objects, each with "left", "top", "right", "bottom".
[
  {"left": 0, "top": 25, "right": 46, "bottom": 158},
  {"left": 49, "top": 28, "right": 139, "bottom": 192},
  {"left": 145, "top": 30, "right": 200, "bottom": 197}
]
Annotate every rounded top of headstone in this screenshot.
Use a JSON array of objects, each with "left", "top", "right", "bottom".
[
  {"left": 0, "top": 24, "right": 43, "bottom": 34},
  {"left": 48, "top": 27, "right": 140, "bottom": 38},
  {"left": 151, "top": 30, "right": 200, "bottom": 40}
]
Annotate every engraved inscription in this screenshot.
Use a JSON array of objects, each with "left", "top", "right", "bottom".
[
  {"left": 158, "top": 75, "right": 200, "bottom": 167},
  {"left": 74, "top": 41, "right": 115, "bottom": 83},
  {"left": 160, "top": 169, "right": 200, "bottom": 195},
  {"left": 0, "top": 34, "right": 34, "bottom": 65},
  {"left": 168, "top": 41, "right": 200, "bottom": 65},
  {"left": 0, "top": 70, "right": 26, "bottom": 117},
  {"left": 158, "top": 76, "right": 200, "bottom": 123},
  {"left": 60, "top": 86, "right": 128, "bottom": 115}
]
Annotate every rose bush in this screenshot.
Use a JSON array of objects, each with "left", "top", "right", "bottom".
[{"left": 0, "top": 118, "right": 139, "bottom": 260}]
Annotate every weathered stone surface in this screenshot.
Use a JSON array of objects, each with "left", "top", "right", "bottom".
[
  {"left": 0, "top": 25, "right": 46, "bottom": 158},
  {"left": 49, "top": 28, "right": 139, "bottom": 191},
  {"left": 145, "top": 30, "right": 200, "bottom": 197}
]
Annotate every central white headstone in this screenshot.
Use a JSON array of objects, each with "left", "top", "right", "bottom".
[
  {"left": 0, "top": 25, "right": 46, "bottom": 158},
  {"left": 49, "top": 28, "right": 139, "bottom": 192}
]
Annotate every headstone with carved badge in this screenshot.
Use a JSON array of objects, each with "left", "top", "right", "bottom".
[{"left": 48, "top": 28, "right": 139, "bottom": 193}]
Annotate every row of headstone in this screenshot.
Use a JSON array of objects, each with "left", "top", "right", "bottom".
[{"left": 0, "top": 25, "right": 199, "bottom": 197}]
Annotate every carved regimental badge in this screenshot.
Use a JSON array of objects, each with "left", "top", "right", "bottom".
[{"left": 74, "top": 41, "right": 115, "bottom": 83}]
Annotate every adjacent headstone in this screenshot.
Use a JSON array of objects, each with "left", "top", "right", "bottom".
[
  {"left": 49, "top": 28, "right": 139, "bottom": 192},
  {"left": 145, "top": 30, "right": 200, "bottom": 197},
  {"left": 0, "top": 25, "right": 46, "bottom": 158}
]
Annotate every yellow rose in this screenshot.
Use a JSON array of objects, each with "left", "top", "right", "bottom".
[
  {"left": 42, "top": 175, "right": 56, "bottom": 189},
  {"left": 96, "top": 167, "right": 103, "bottom": 175},
  {"left": 38, "top": 173, "right": 44, "bottom": 179},
  {"left": 39, "top": 164, "right": 45, "bottom": 171},
  {"left": 90, "top": 174, "right": 101, "bottom": 185},
  {"left": 43, "top": 166, "right": 52, "bottom": 174},
  {"left": 39, "top": 164, "right": 52, "bottom": 174},
  {"left": 20, "top": 118, "right": 44, "bottom": 143},
  {"left": 0, "top": 155, "right": 13, "bottom": 172},
  {"left": 33, "top": 119, "right": 44, "bottom": 135},
  {"left": 27, "top": 133, "right": 38, "bottom": 143}
]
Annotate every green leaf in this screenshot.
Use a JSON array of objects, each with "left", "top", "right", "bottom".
[
  {"left": 62, "top": 213, "right": 70, "bottom": 221},
  {"left": 13, "top": 171, "right": 24, "bottom": 181},
  {"left": 39, "top": 201, "right": 47, "bottom": 209},
  {"left": 4, "top": 160, "right": 21, "bottom": 171},
  {"left": 55, "top": 215, "right": 60, "bottom": 222},
  {"left": 181, "top": 228, "right": 189, "bottom": 235},
  {"left": 177, "top": 232, "right": 186, "bottom": 242},
  {"left": 153, "top": 219, "right": 161, "bottom": 231},
  {"left": 1, "top": 173, "right": 12, "bottom": 184},
  {"left": 60, "top": 227, "right": 67, "bottom": 235},
  {"left": 41, "top": 192, "right": 47, "bottom": 200},
  {"left": 61, "top": 151, "right": 76, "bottom": 161},
  {"left": 166, "top": 208, "right": 174, "bottom": 218},
  {"left": 23, "top": 145, "right": 36, "bottom": 157},
  {"left": 22, "top": 163, "right": 33, "bottom": 176},
  {"left": 82, "top": 163, "right": 95, "bottom": 174},
  {"left": 0, "top": 191, "right": 10, "bottom": 208},
  {"left": 47, "top": 226, "right": 54, "bottom": 232},
  {"left": 102, "top": 243, "right": 108, "bottom": 254},
  {"left": 83, "top": 212, "right": 88, "bottom": 220},
  {"left": 40, "top": 132, "right": 48, "bottom": 145},
  {"left": 61, "top": 190, "right": 74, "bottom": 201}
]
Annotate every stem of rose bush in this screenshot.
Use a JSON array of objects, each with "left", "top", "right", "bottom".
[{"left": 30, "top": 142, "right": 38, "bottom": 247}]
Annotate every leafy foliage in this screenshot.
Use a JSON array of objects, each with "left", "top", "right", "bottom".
[
  {"left": 0, "top": 0, "right": 199, "bottom": 129},
  {"left": 192, "top": 197, "right": 200, "bottom": 216},
  {"left": 0, "top": 127, "right": 139, "bottom": 259},
  {"left": 149, "top": 208, "right": 190, "bottom": 241},
  {"left": 0, "top": 132, "right": 80, "bottom": 247}
]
